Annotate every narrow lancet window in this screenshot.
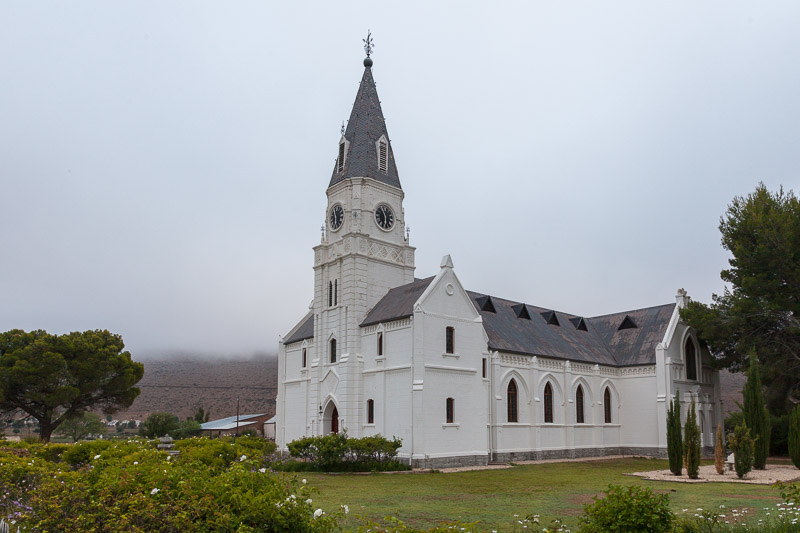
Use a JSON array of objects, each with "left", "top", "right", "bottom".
[
  {"left": 446, "top": 397, "right": 455, "bottom": 423},
  {"left": 330, "top": 338, "right": 337, "bottom": 364},
  {"left": 544, "top": 383, "right": 554, "bottom": 423},
  {"left": 507, "top": 380, "right": 518, "bottom": 423},
  {"left": 377, "top": 332, "right": 383, "bottom": 356},
  {"left": 685, "top": 338, "right": 697, "bottom": 380},
  {"left": 576, "top": 385, "right": 585, "bottom": 424},
  {"left": 367, "top": 399, "right": 374, "bottom": 424},
  {"left": 604, "top": 388, "right": 612, "bottom": 423},
  {"left": 302, "top": 348, "right": 307, "bottom": 368},
  {"left": 445, "top": 327, "right": 455, "bottom": 354},
  {"left": 334, "top": 279, "right": 338, "bottom": 306}
]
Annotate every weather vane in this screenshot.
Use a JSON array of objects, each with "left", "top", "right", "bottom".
[
  {"left": 363, "top": 30, "right": 374, "bottom": 58},
  {"left": 341, "top": 121, "right": 346, "bottom": 135}
]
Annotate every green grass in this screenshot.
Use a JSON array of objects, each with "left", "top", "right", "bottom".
[{"left": 302, "top": 458, "right": 790, "bottom": 531}]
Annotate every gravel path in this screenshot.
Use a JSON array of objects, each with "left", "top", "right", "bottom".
[{"left": 629, "top": 464, "right": 800, "bottom": 484}]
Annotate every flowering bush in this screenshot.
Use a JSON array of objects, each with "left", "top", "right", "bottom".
[
  {"left": 285, "top": 432, "right": 406, "bottom": 471},
  {"left": 0, "top": 439, "right": 338, "bottom": 532}
]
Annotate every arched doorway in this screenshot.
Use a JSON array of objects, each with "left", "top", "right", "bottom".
[{"left": 322, "top": 401, "right": 339, "bottom": 434}]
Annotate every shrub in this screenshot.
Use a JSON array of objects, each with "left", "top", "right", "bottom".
[
  {"left": 728, "top": 423, "right": 754, "bottom": 479},
  {"left": 771, "top": 413, "right": 790, "bottom": 456},
  {"left": 715, "top": 423, "right": 725, "bottom": 475},
  {"left": 684, "top": 400, "right": 701, "bottom": 479},
  {"left": 286, "top": 433, "right": 405, "bottom": 471},
  {"left": 667, "top": 391, "right": 683, "bottom": 476},
  {"left": 138, "top": 411, "right": 180, "bottom": 438},
  {"left": 791, "top": 406, "right": 800, "bottom": 469},
  {"left": 578, "top": 484, "right": 673, "bottom": 533}
]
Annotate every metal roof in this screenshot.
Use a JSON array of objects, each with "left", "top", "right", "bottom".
[
  {"left": 200, "top": 413, "right": 267, "bottom": 431},
  {"left": 283, "top": 311, "right": 314, "bottom": 345}
]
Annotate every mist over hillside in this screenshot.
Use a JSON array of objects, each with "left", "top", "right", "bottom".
[{"left": 115, "top": 355, "right": 278, "bottom": 422}]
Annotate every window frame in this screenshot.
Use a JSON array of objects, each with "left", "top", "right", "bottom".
[
  {"left": 302, "top": 348, "right": 307, "bottom": 368},
  {"left": 685, "top": 337, "right": 698, "bottom": 381},
  {"left": 604, "top": 387, "right": 612, "bottom": 423},
  {"left": 377, "top": 332, "right": 383, "bottom": 356},
  {"left": 445, "top": 326, "right": 455, "bottom": 354},
  {"left": 446, "top": 397, "right": 455, "bottom": 424},
  {"left": 543, "top": 382, "right": 554, "bottom": 423},
  {"left": 330, "top": 338, "right": 337, "bottom": 364},
  {"left": 576, "top": 385, "right": 585, "bottom": 424},
  {"left": 507, "top": 379, "right": 518, "bottom": 423},
  {"left": 367, "top": 399, "right": 374, "bottom": 424}
]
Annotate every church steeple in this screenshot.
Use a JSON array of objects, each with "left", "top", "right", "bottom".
[{"left": 329, "top": 43, "right": 401, "bottom": 190}]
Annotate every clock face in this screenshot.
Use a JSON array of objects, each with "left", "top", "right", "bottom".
[
  {"left": 374, "top": 204, "right": 395, "bottom": 230},
  {"left": 329, "top": 204, "right": 344, "bottom": 231}
]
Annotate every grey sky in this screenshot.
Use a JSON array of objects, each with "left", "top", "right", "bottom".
[{"left": 2, "top": 2, "right": 799, "bottom": 357}]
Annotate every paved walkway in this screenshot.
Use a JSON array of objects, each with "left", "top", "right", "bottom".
[{"left": 434, "top": 454, "right": 632, "bottom": 473}]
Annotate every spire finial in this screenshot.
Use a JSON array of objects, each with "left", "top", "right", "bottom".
[
  {"left": 340, "top": 121, "right": 346, "bottom": 136},
  {"left": 363, "top": 30, "right": 374, "bottom": 67}
]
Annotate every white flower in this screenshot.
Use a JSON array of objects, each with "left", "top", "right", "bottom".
[
  {"left": 302, "top": 478, "right": 307, "bottom": 484},
  {"left": 313, "top": 508, "right": 323, "bottom": 518},
  {"left": 240, "top": 454, "right": 247, "bottom": 461},
  {"left": 342, "top": 505, "right": 349, "bottom": 514},
  {"left": 133, "top": 461, "right": 139, "bottom": 465},
  {"left": 94, "top": 454, "right": 101, "bottom": 460},
  {"left": 259, "top": 468, "right": 266, "bottom": 473},
  {"left": 151, "top": 488, "right": 160, "bottom": 495},
  {"left": 306, "top": 499, "right": 313, "bottom": 504}
]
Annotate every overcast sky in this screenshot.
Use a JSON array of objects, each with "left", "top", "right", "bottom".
[{"left": 2, "top": 2, "right": 799, "bottom": 358}]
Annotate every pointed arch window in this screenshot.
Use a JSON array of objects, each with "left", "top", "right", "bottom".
[
  {"left": 330, "top": 338, "right": 337, "bottom": 364},
  {"left": 604, "top": 387, "right": 612, "bottom": 423},
  {"left": 576, "top": 385, "right": 585, "bottom": 424},
  {"left": 377, "top": 332, "right": 383, "bottom": 356},
  {"left": 302, "top": 348, "right": 307, "bottom": 368},
  {"left": 544, "top": 382, "right": 553, "bottom": 423},
  {"left": 334, "top": 279, "right": 338, "bottom": 306},
  {"left": 446, "top": 397, "right": 455, "bottom": 424},
  {"left": 685, "top": 337, "right": 697, "bottom": 381},
  {"left": 378, "top": 138, "right": 388, "bottom": 173},
  {"left": 507, "top": 379, "right": 518, "bottom": 423},
  {"left": 337, "top": 141, "right": 346, "bottom": 172},
  {"left": 328, "top": 281, "right": 333, "bottom": 307},
  {"left": 445, "top": 327, "right": 455, "bottom": 354},
  {"left": 367, "top": 399, "right": 374, "bottom": 424}
]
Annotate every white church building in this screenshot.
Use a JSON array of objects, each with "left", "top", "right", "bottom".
[{"left": 275, "top": 50, "right": 722, "bottom": 468}]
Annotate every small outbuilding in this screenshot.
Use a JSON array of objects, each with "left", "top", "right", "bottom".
[{"left": 200, "top": 413, "right": 273, "bottom": 438}]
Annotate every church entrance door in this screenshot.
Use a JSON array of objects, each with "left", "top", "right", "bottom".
[{"left": 331, "top": 406, "right": 339, "bottom": 434}]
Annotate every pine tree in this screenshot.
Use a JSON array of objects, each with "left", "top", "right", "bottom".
[
  {"left": 684, "top": 400, "right": 701, "bottom": 479},
  {"left": 667, "top": 390, "right": 683, "bottom": 476},
  {"left": 715, "top": 423, "right": 725, "bottom": 475},
  {"left": 743, "top": 354, "right": 770, "bottom": 469},
  {"left": 789, "top": 405, "right": 800, "bottom": 469}
]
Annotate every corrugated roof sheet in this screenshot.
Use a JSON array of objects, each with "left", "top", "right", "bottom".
[
  {"left": 360, "top": 276, "right": 434, "bottom": 327},
  {"left": 200, "top": 414, "right": 266, "bottom": 431},
  {"left": 587, "top": 304, "right": 675, "bottom": 366}
]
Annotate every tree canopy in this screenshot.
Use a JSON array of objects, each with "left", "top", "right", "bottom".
[
  {"left": 681, "top": 183, "right": 800, "bottom": 413},
  {"left": 0, "top": 329, "right": 144, "bottom": 442}
]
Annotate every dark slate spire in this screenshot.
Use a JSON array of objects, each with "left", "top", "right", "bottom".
[{"left": 329, "top": 56, "right": 402, "bottom": 189}]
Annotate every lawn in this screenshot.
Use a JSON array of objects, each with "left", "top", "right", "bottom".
[{"left": 305, "top": 458, "right": 791, "bottom": 531}]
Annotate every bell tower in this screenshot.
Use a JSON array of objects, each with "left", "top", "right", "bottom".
[{"left": 308, "top": 37, "right": 415, "bottom": 434}]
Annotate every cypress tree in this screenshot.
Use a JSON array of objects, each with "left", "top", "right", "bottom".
[
  {"left": 743, "top": 354, "right": 770, "bottom": 469},
  {"left": 789, "top": 405, "right": 800, "bottom": 469},
  {"left": 684, "top": 399, "right": 701, "bottom": 479},
  {"left": 715, "top": 422, "right": 725, "bottom": 475},
  {"left": 667, "top": 390, "right": 683, "bottom": 476},
  {"left": 728, "top": 423, "right": 754, "bottom": 479}
]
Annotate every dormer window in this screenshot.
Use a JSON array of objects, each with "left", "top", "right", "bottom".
[
  {"left": 337, "top": 141, "right": 346, "bottom": 173},
  {"left": 376, "top": 135, "right": 388, "bottom": 173}
]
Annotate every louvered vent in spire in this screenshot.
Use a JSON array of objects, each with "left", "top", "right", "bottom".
[
  {"left": 541, "top": 310, "right": 560, "bottom": 326},
  {"left": 511, "top": 303, "right": 531, "bottom": 320},
  {"left": 476, "top": 295, "right": 496, "bottom": 313},
  {"left": 618, "top": 315, "right": 638, "bottom": 330},
  {"left": 569, "top": 317, "right": 588, "bottom": 331},
  {"left": 337, "top": 141, "right": 346, "bottom": 173},
  {"left": 377, "top": 137, "right": 388, "bottom": 173}
]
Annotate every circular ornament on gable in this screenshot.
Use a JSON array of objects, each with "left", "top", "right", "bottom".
[
  {"left": 374, "top": 203, "right": 395, "bottom": 231},
  {"left": 329, "top": 204, "right": 344, "bottom": 231},
  {"left": 445, "top": 283, "right": 455, "bottom": 295}
]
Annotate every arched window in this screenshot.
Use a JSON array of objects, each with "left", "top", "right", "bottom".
[
  {"left": 685, "top": 337, "right": 697, "bottom": 381},
  {"left": 330, "top": 338, "right": 337, "bottom": 363},
  {"left": 446, "top": 397, "right": 455, "bottom": 423},
  {"left": 334, "top": 279, "right": 338, "bottom": 306},
  {"left": 604, "top": 387, "right": 612, "bottom": 423},
  {"left": 544, "top": 382, "right": 553, "bottom": 423},
  {"left": 302, "top": 348, "right": 307, "bottom": 368},
  {"left": 377, "top": 332, "right": 383, "bottom": 356},
  {"left": 576, "top": 385, "right": 585, "bottom": 424},
  {"left": 445, "top": 327, "right": 455, "bottom": 354},
  {"left": 367, "top": 399, "right": 374, "bottom": 424},
  {"left": 328, "top": 281, "right": 333, "bottom": 307},
  {"left": 507, "top": 380, "right": 518, "bottom": 423}
]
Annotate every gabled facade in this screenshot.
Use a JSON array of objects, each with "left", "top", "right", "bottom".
[{"left": 274, "top": 53, "right": 721, "bottom": 468}]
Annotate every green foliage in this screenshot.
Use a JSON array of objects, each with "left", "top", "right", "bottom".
[
  {"left": 578, "top": 484, "right": 673, "bottom": 533},
  {"left": 715, "top": 423, "right": 725, "bottom": 475},
  {"left": 55, "top": 412, "right": 107, "bottom": 442},
  {"left": 171, "top": 419, "right": 201, "bottom": 439},
  {"left": 725, "top": 411, "right": 743, "bottom": 441},
  {"left": 744, "top": 354, "right": 771, "bottom": 469},
  {"left": 680, "top": 184, "right": 800, "bottom": 414},
  {"left": 172, "top": 435, "right": 277, "bottom": 471},
  {"left": 192, "top": 406, "right": 211, "bottom": 423},
  {"left": 728, "top": 423, "right": 755, "bottom": 479},
  {"left": 0, "top": 329, "right": 144, "bottom": 442},
  {"left": 789, "top": 406, "right": 800, "bottom": 469},
  {"left": 667, "top": 390, "right": 683, "bottom": 476},
  {"left": 771, "top": 413, "right": 790, "bottom": 456},
  {"left": 138, "top": 411, "right": 179, "bottom": 438},
  {"left": 0, "top": 439, "right": 342, "bottom": 532},
  {"left": 684, "top": 400, "right": 701, "bottom": 479},
  {"left": 287, "top": 433, "right": 404, "bottom": 471}
]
